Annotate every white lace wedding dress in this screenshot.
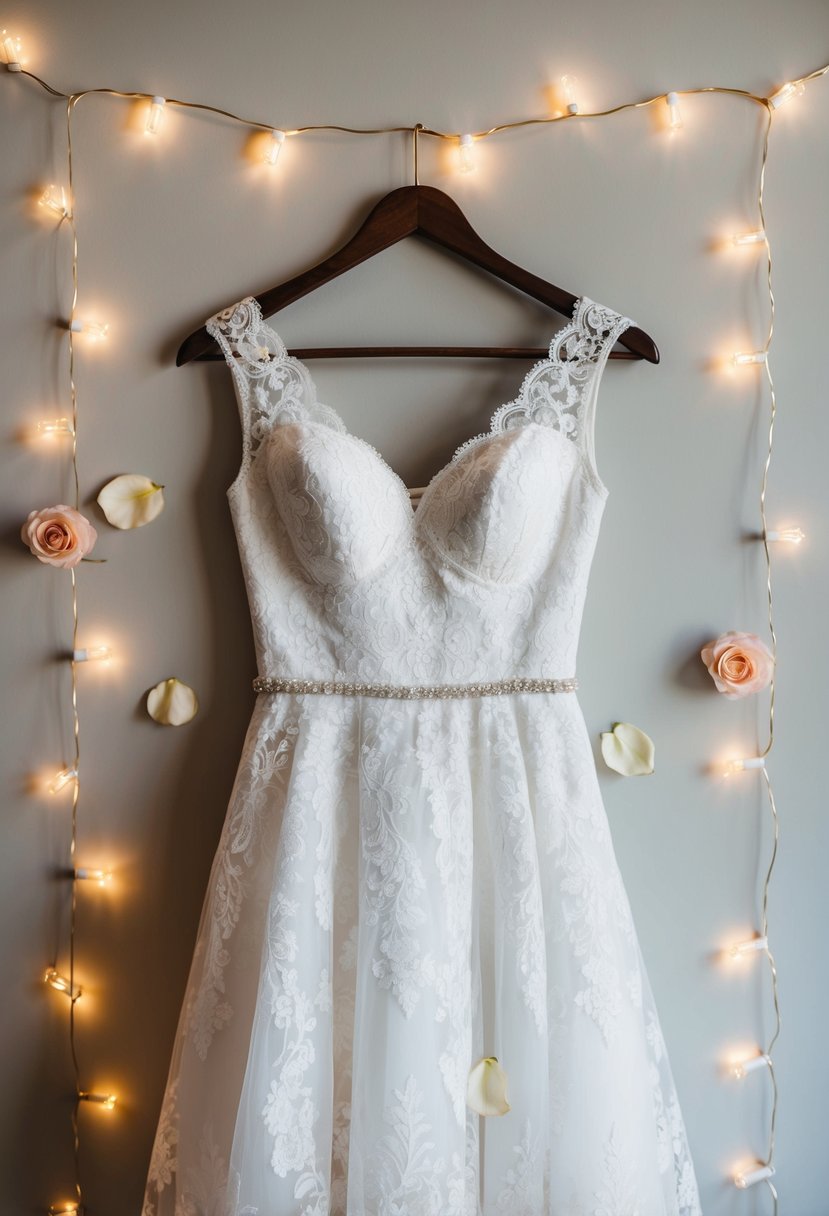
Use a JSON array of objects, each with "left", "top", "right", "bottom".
[{"left": 141, "top": 295, "right": 702, "bottom": 1216}]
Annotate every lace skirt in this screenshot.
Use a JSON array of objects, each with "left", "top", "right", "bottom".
[{"left": 141, "top": 690, "right": 702, "bottom": 1215}]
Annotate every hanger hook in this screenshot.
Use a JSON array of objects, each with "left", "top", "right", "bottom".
[{"left": 412, "top": 123, "right": 424, "bottom": 186}]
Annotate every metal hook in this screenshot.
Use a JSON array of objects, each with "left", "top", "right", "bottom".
[{"left": 412, "top": 123, "right": 423, "bottom": 185}]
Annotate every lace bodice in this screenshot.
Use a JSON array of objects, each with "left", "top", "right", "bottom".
[{"left": 205, "top": 295, "right": 635, "bottom": 685}]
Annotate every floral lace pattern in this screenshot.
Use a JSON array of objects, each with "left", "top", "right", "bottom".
[{"left": 140, "top": 294, "right": 702, "bottom": 1215}]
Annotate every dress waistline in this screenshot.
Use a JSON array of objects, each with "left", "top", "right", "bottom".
[{"left": 252, "top": 674, "right": 578, "bottom": 700}]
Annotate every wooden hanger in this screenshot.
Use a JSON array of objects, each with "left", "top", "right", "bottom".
[{"left": 177, "top": 178, "right": 659, "bottom": 366}]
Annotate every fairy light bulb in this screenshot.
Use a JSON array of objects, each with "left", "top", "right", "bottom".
[
  {"left": 48, "top": 767, "right": 78, "bottom": 795},
  {"left": 765, "top": 527, "right": 805, "bottom": 544},
  {"left": 729, "top": 935, "right": 769, "bottom": 960},
  {"left": 264, "top": 129, "right": 286, "bottom": 166},
  {"left": 730, "top": 1050, "right": 771, "bottom": 1080},
  {"left": 72, "top": 645, "right": 112, "bottom": 663},
  {"left": 732, "top": 229, "right": 766, "bottom": 246},
  {"left": 768, "top": 80, "right": 805, "bottom": 108},
  {"left": 561, "top": 74, "right": 580, "bottom": 114},
  {"left": 68, "top": 318, "right": 109, "bottom": 342},
  {"left": 37, "top": 418, "right": 75, "bottom": 440},
  {"left": 457, "top": 134, "right": 476, "bottom": 173},
  {"left": 38, "top": 184, "right": 72, "bottom": 220},
  {"left": 2, "top": 30, "right": 21, "bottom": 70},
  {"left": 44, "top": 968, "right": 81, "bottom": 998},
  {"left": 79, "top": 1091, "right": 117, "bottom": 1110},
  {"left": 666, "top": 92, "right": 683, "bottom": 130},
  {"left": 733, "top": 1162, "right": 776, "bottom": 1188},
  {"left": 145, "top": 96, "right": 166, "bottom": 135},
  {"left": 49, "top": 1204, "right": 81, "bottom": 1215},
  {"left": 726, "top": 756, "right": 766, "bottom": 774},
  {"left": 731, "top": 349, "right": 767, "bottom": 366},
  {"left": 74, "top": 867, "right": 113, "bottom": 887}
]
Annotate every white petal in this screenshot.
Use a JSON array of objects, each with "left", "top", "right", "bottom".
[
  {"left": 600, "top": 721, "right": 655, "bottom": 776},
  {"left": 147, "top": 677, "right": 199, "bottom": 726},
  {"left": 466, "top": 1056, "right": 511, "bottom": 1116},
  {"left": 97, "top": 474, "right": 165, "bottom": 529}
]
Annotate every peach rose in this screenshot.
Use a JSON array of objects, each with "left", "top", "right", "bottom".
[
  {"left": 20, "top": 504, "right": 98, "bottom": 568},
  {"left": 700, "top": 630, "right": 774, "bottom": 699}
]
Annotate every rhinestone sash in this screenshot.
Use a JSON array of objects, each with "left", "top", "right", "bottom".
[{"left": 252, "top": 675, "right": 578, "bottom": 700}]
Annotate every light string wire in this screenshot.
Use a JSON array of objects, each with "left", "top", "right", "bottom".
[{"left": 9, "top": 52, "right": 827, "bottom": 1213}]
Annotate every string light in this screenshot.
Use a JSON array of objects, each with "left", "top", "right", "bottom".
[
  {"left": 68, "top": 318, "right": 109, "bottom": 342},
  {"left": 457, "top": 133, "right": 475, "bottom": 173},
  {"left": 36, "top": 418, "right": 75, "bottom": 439},
  {"left": 78, "top": 1092, "right": 117, "bottom": 1110},
  {"left": 560, "top": 74, "right": 580, "bottom": 114},
  {"left": 732, "top": 349, "right": 767, "bottom": 366},
  {"left": 264, "top": 128, "right": 286, "bottom": 166},
  {"left": 666, "top": 91, "right": 683, "bottom": 130},
  {"left": 48, "top": 1204, "right": 80, "bottom": 1215},
  {"left": 765, "top": 527, "right": 805, "bottom": 544},
  {"left": 48, "top": 767, "right": 78, "bottom": 795},
  {"left": 729, "top": 935, "right": 769, "bottom": 960},
  {"left": 73, "top": 867, "right": 113, "bottom": 887},
  {"left": 732, "top": 229, "right": 766, "bottom": 246},
  {"left": 730, "top": 1050, "right": 772, "bottom": 1079},
  {"left": 726, "top": 755, "right": 766, "bottom": 774},
  {"left": 43, "top": 968, "right": 81, "bottom": 999},
  {"left": 145, "top": 96, "right": 166, "bottom": 135},
  {"left": 734, "top": 1162, "right": 776, "bottom": 1188},
  {"left": 38, "top": 184, "right": 72, "bottom": 220},
  {"left": 1, "top": 29, "right": 21, "bottom": 70},
  {"left": 72, "top": 645, "right": 112, "bottom": 663},
  {"left": 768, "top": 81, "right": 805, "bottom": 108}
]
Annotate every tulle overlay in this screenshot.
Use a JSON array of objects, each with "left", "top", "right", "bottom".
[
  {"left": 141, "top": 294, "right": 702, "bottom": 1214},
  {"left": 142, "top": 692, "right": 700, "bottom": 1216}
]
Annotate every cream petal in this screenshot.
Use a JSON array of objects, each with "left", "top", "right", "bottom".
[
  {"left": 466, "top": 1055, "right": 511, "bottom": 1116},
  {"left": 600, "top": 721, "right": 655, "bottom": 776},
  {"left": 97, "top": 473, "right": 165, "bottom": 529},
  {"left": 146, "top": 677, "right": 199, "bottom": 726}
]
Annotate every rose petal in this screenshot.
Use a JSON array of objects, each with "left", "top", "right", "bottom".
[
  {"left": 146, "top": 677, "right": 199, "bottom": 726},
  {"left": 600, "top": 721, "right": 655, "bottom": 776},
  {"left": 466, "top": 1056, "right": 511, "bottom": 1116},
  {"left": 98, "top": 474, "right": 165, "bottom": 530}
]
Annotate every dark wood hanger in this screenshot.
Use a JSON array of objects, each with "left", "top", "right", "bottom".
[{"left": 176, "top": 184, "right": 659, "bottom": 366}]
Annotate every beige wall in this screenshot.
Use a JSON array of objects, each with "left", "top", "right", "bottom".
[{"left": 2, "top": 0, "right": 828, "bottom": 1211}]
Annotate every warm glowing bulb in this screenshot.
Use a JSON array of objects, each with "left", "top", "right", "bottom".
[
  {"left": 1, "top": 30, "right": 21, "bottom": 70},
  {"left": 68, "top": 319, "right": 109, "bottom": 342},
  {"left": 768, "top": 81, "right": 805, "bottom": 108},
  {"left": 38, "top": 184, "right": 72, "bottom": 220},
  {"left": 79, "top": 1091, "right": 117, "bottom": 1110},
  {"left": 145, "top": 96, "right": 166, "bottom": 135},
  {"left": 74, "top": 867, "right": 113, "bottom": 887},
  {"left": 666, "top": 92, "right": 682, "bottom": 130},
  {"left": 765, "top": 527, "right": 805, "bottom": 544},
  {"left": 728, "top": 935, "right": 769, "bottom": 960},
  {"left": 457, "top": 133, "right": 476, "bottom": 173},
  {"left": 561, "top": 74, "right": 580, "bottom": 114},
  {"left": 49, "top": 1204, "right": 81, "bottom": 1215},
  {"left": 48, "top": 767, "right": 78, "bottom": 795},
  {"left": 732, "top": 229, "right": 766, "bottom": 246},
  {"left": 731, "top": 349, "right": 767, "bottom": 366},
  {"left": 730, "top": 1050, "right": 771, "bottom": 1080},
  {"left": 73, "top": 645, "right": 112, "bottom": 663},
  {"left": 726, "top": 756, "right": 766, "bottom": 774},
  {"left": 733, "top": 1162, "right": 776, "bottom": 1188},
  {"left": 44, "top": 967, "right": 81, "bottom": 998},
  {"left": 36, "top": 417, "right": 75, "bottom": 439},
  {"left": 264, "top": 128, "right": 286, "bottom": 166}
]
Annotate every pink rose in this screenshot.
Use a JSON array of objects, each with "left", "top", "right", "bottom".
[
  {"left": 700, "top": 630, "right": 774, "bottom": 699},
  {"left": 20, "top": 504, "right": 98, "bottom": 568}
]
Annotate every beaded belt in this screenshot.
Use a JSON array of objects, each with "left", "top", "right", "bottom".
[{"left": 252, "top": 675, "right": 578, "bottom": 700}]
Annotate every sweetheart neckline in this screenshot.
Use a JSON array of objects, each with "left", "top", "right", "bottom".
[{"left": 230, "top": 295, "right": 599, "bottom": 505}]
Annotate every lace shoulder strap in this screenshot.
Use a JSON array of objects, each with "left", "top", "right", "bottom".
[
  {"left": 204, "top": 296, "right": 345, "bottom": 473},
  {"left": 488, "top": 296, "right": 635, "bottom": 495}
]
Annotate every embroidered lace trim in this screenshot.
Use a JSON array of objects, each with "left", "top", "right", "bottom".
[{"left": 252, "top": 675, "right": 578, "bottom": 699}]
